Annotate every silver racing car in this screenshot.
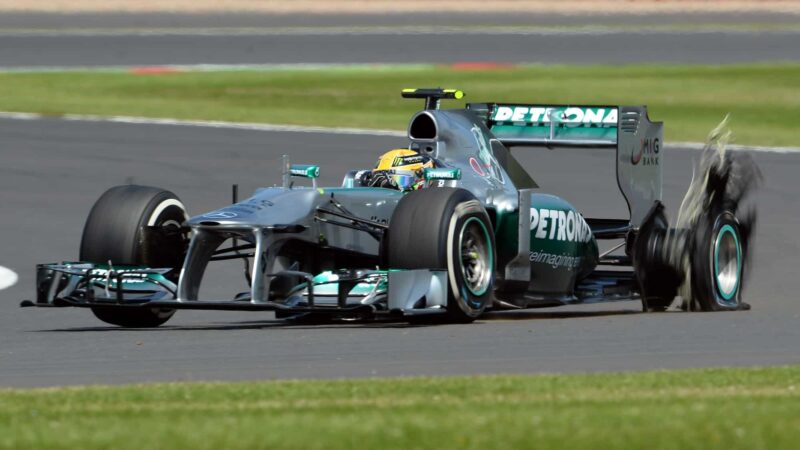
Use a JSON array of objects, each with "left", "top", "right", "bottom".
[{"left": 23, "top": 88, "right": 757, "bottom": 326}]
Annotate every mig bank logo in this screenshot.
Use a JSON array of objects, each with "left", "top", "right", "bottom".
[{"left": 631, "top": 138, "right": 660, "bottom": 166}]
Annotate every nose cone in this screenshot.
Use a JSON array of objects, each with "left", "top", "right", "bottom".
[
  {"left": 189, "top": 208, "right": 250, "bottom": 227},
  {"left": 188, "top": 188, "right": 322, "bottom": 228}
]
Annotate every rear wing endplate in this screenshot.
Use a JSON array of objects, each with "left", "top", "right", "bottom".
[{"left": 468, "top": 103, "right": 663, "bottom": 227}]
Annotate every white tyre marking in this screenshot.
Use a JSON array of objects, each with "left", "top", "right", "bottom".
[
  {"left": 0, "top": 266, "right": 18, "bottom": 290},
  {"left": 147, "top": 199, "right": 188, "bottom": 226}
]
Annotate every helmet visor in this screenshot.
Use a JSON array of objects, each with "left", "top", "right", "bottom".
[{"left": 389, "top": 170, "right": 418, "bottom": 191}]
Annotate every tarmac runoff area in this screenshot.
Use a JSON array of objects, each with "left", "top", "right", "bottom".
[{"left": 0, "top": 116, "right": 798, "bottom": 388}]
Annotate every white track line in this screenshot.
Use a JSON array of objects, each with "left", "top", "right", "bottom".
[
  {"left": 0, "top": 63, "right": 436, "bottom": 73},
  {"left": 1, "top": 111, "right": 797, "bottom": 153},
  {"left": 0, "top": 111, "right": 404, "bottom": 137},
  {"left": 0, "top": 266, "right": 18, "bottom": 290},
  {"left": 669, "top": 141, "right": 800, "bottom": 154}
]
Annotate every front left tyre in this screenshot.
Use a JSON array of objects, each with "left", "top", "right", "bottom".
[{"left": 80, "top": 185, "right": 188, "bottom": 327}]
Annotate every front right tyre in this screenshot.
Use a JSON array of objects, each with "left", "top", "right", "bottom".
[{"left": 80, "top": 185, "right": 188, "bottom": 327}]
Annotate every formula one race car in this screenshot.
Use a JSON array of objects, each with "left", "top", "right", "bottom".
[{"left": 23, "top": 88, "right": 757, "bottom": 327}]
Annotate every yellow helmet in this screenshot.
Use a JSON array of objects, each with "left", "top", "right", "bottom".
[
  {"left": 369, "top": 149, "right": 434, "bottom": 191},
  {"left": 374, "top": 149, "right": 434, "bottom": 172}
]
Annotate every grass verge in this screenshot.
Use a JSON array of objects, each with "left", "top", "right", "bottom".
[
  {"left": 1, "top": 365, "right": 799, "bottom": 449},
  {"left": 0, "top": 64, "right": 799, "bottom": 146}
]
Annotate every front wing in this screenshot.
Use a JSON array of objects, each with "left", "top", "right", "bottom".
[{"left": 23, "top": 263, "right": 449, "bottom": 318}]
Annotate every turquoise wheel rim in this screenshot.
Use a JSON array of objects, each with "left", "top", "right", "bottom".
[
  {"left": 714, "top": 224, "right": 741, "bottom": 302},
  {"left": 458, "top": 217, "right": 493, "bottom": 297}
]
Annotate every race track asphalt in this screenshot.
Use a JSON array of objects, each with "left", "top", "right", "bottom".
[
  {"left": 1, "top": 117, "right": 798, "bottom": 387},
  {"left": 3, "top": 31, "right": 799, "bottom": 68},
  {"left": 4, "top": 11, "right": 800, "bottom": 29},
  {"left": 1, "top": 12, "right": 799, "bottom": 67}
]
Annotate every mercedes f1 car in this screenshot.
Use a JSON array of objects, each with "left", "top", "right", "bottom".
[{"left": 23, "top": 88, "right": 757, "bottom": 327}]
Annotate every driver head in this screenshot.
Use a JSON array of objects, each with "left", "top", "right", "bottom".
[
  {"left": 374, "top": 149, "right": 434, "bottom": 172},
  {"left": 371, "top": 149, "right": 434, "bottom": 191}
]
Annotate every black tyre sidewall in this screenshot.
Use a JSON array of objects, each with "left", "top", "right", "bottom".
[
  {"left": 633, "top": 204, "right": 679, "bottom": 312},
  {"left": 80, "top": 185, "right": 187, "bottom": 327},
  {"left": 80, "top": 186, "right": 186, "bottom": 271},
  {"left": 386, "top": 188, "right": 495, "bottom": 322}
]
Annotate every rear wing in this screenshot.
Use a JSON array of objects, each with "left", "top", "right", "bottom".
[{"left": 467, "top": 103, "right": 663, "bottom": 227}]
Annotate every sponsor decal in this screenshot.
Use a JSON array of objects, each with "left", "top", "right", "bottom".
[
  {"left": 492, "top": 106, "right": 618, "bottom": 126},
  {"left": 631, "top": 137, "right": 660, "bottom": 166},
  {"left": 529, "top": 208, "right": 593, "bottom": 243},
  {"left": 88, "top": 268, "right": 154, "bottom": 284},
  {"left": 392, "top": 154, "right": 426, "bottom": 167},
  {"left": 424, "top": 168, "right": 461, "bottom": 180},
  {"left": 529, "top": 251, "right": 584, "bottom": 270},
  {"left": 289, "top": 164, "right": 320, "bottom": 178},
  {"left": 471, "top": 126, "right": 505, "bottom": 184},
  {"left": 228, "top": 199, "right": 274, "bottom": 213},
  {"left": 203, "top": 211, "right": 238, "bottom": 219},
  {"left": 469, "top": 157, "right": 485, "bottom": 176}
]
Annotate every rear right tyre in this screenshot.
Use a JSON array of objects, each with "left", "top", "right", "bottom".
[
  {"left": 632, "top": 202, "right": 680, "bottom": 312},
  {"left": 688, "top": 211, "right": 745, "bottom": 311}
]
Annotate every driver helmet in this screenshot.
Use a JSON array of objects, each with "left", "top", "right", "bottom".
[{"left": 370, "top": 149, "right": 434, "bottom": 191}]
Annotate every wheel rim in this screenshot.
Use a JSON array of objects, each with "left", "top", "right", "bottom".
[
  {"left": 714, "top": 224, "right": 741, "bottom": 303},
  {"left": 458, "top": 217, "right": 493, "bottom": 296}
]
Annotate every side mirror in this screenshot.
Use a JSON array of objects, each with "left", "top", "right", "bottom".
[
  {"left": 423, "top": 168, "right": 461, "bottom": 188},
  {"left": 288, "top": 164, "right": 320, "bottom": 189},
  {"left": 290, "top": 164, "right": 320, "bottom": 179}
]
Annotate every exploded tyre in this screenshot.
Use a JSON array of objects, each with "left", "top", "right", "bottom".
[
  {"left": 688, "top": 211, "right": 746, "bottom": 311},
  {"left": 633, "top": 205, "right": 750, "bottom": 312}
]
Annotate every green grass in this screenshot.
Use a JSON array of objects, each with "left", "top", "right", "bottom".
[
  {"left": 1, "top": 64, "right": 799, "bottom": 146},
  {"left": 1, "top": 366, "right": 799, "bottom": 449}
]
